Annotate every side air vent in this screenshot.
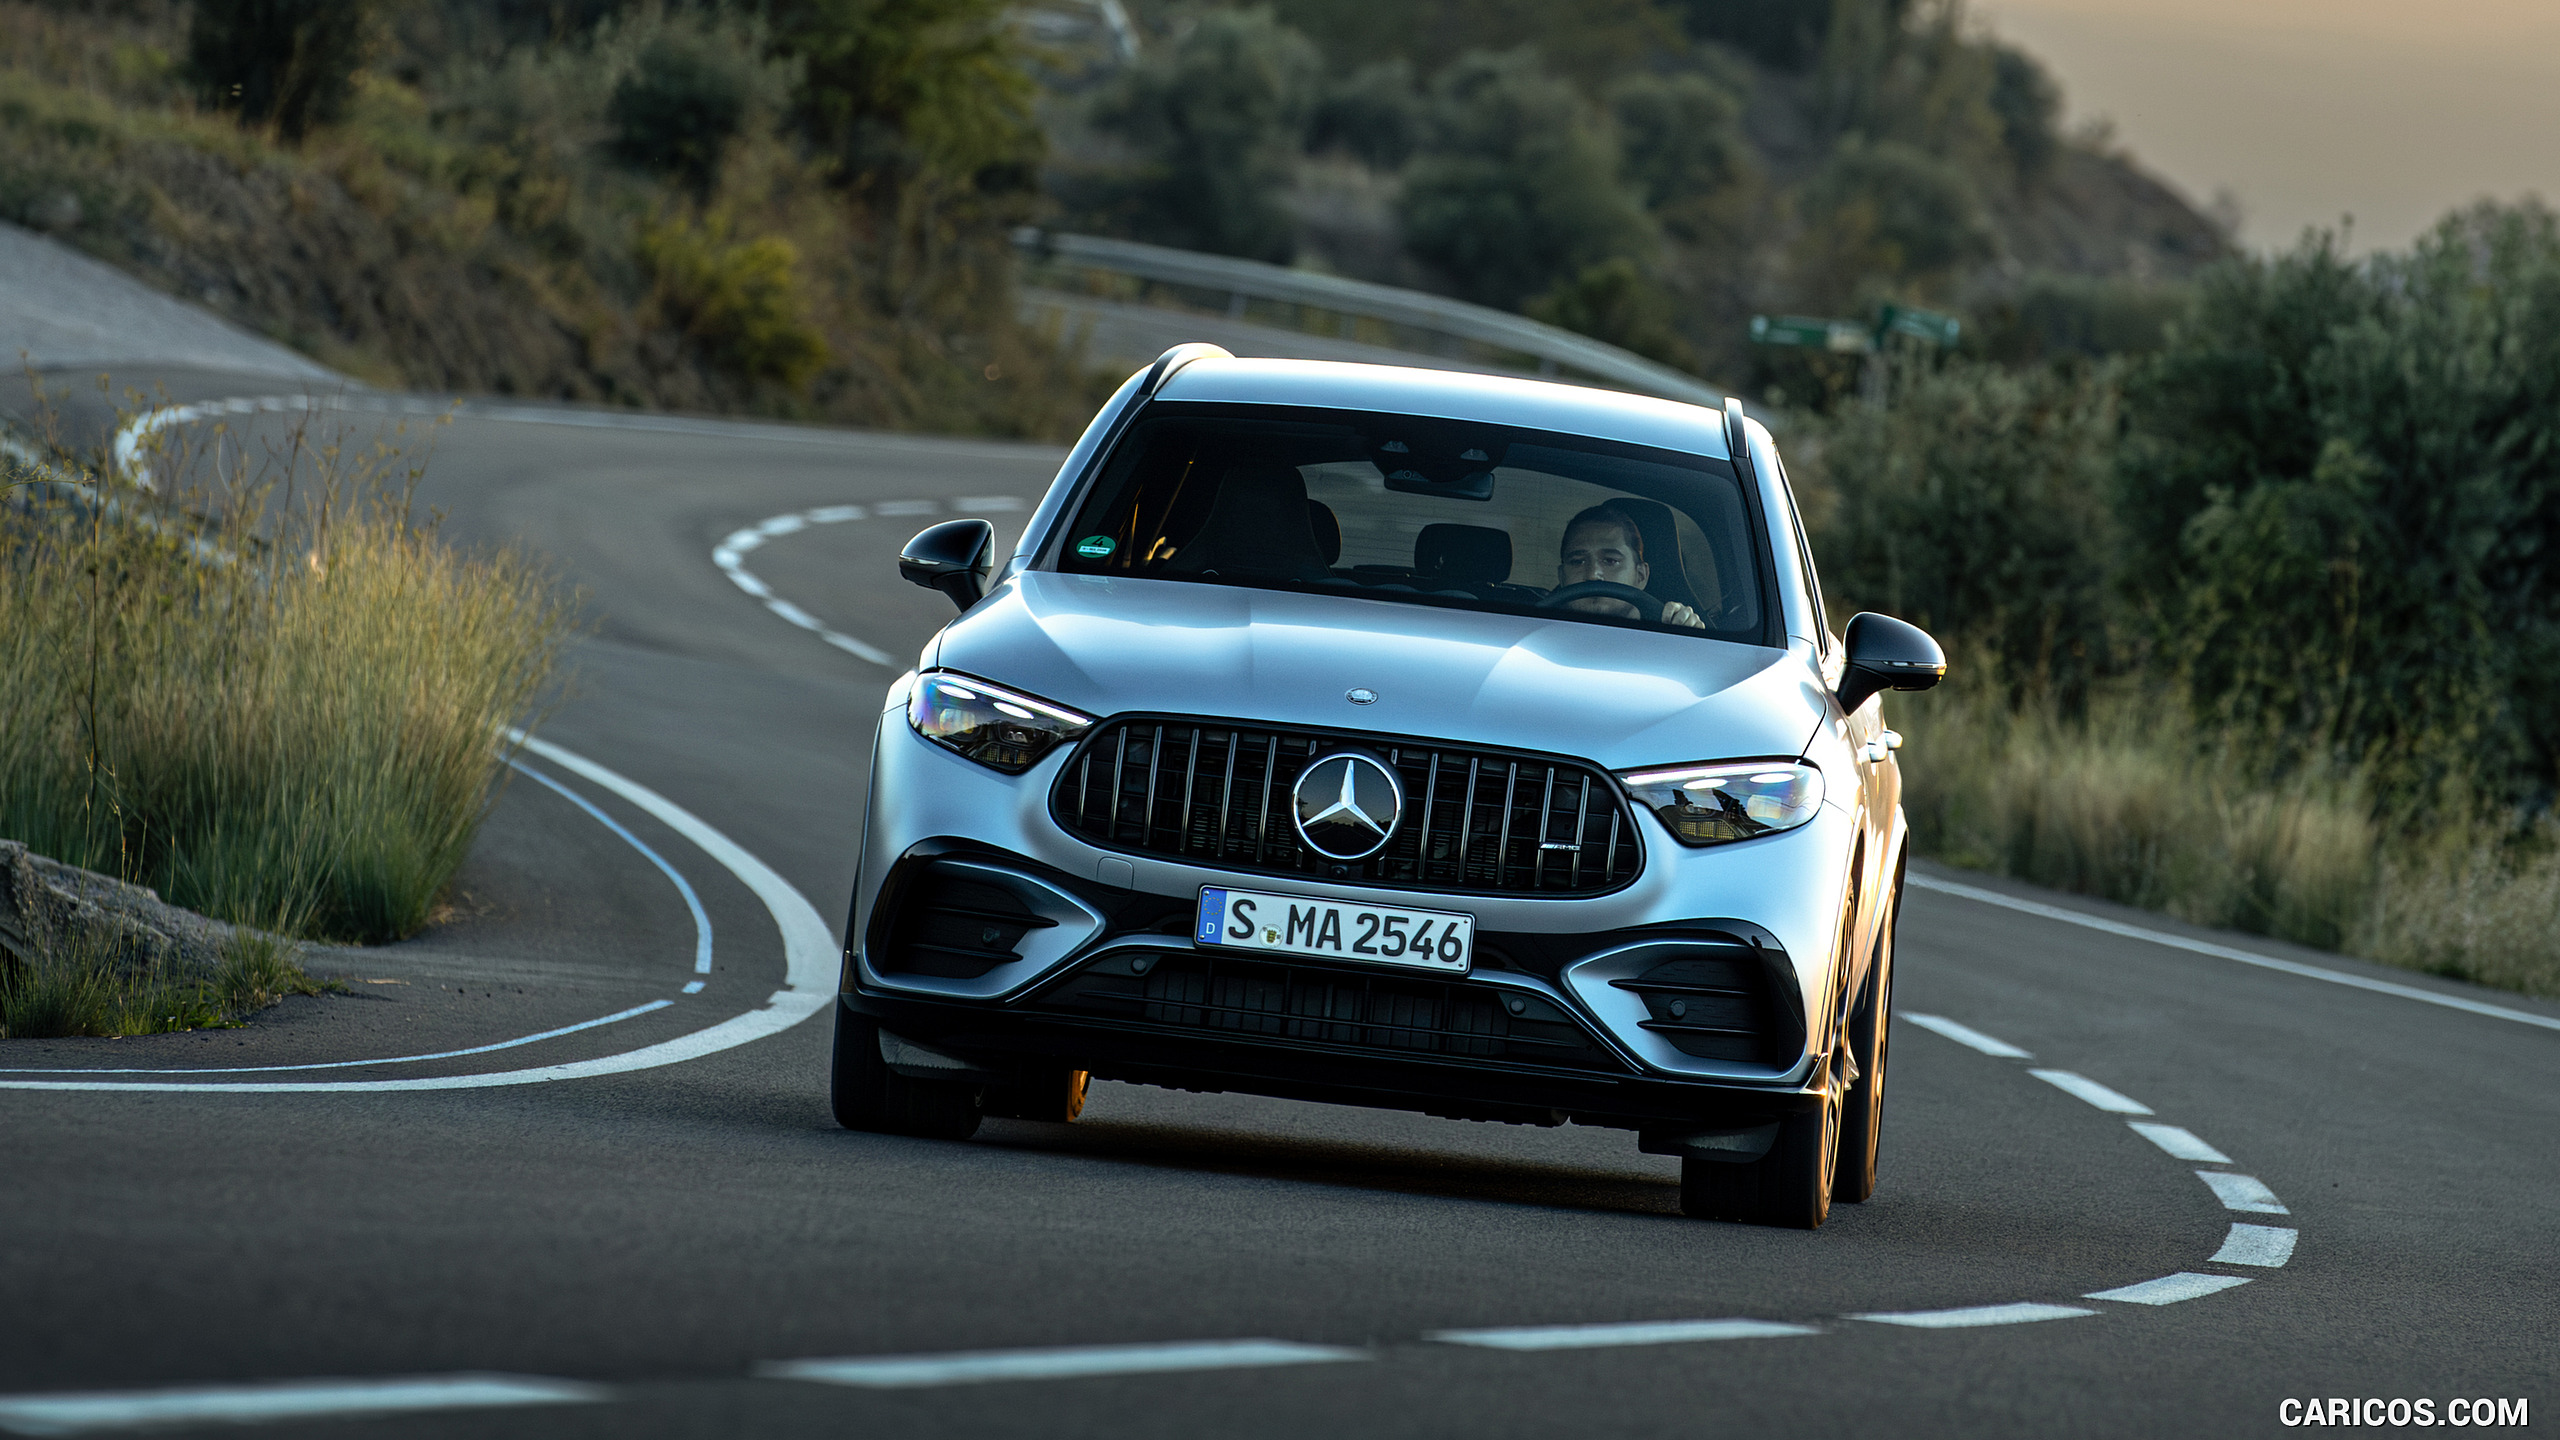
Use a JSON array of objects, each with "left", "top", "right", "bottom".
[
  {"left": 869, "top": 857, "right": 1105, "bottom": 992},
  {"left": 1610, "top": 941, "right": 1785, "bottom": 1063}
]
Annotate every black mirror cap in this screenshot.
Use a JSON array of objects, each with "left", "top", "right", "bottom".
[
  {"left": 1837, "top": 611, "right": 1947, "bottom": 714},
  {"left": 900, "top": 519, "right": 995, "bottom": 611}
]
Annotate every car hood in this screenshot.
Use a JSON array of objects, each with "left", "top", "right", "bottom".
[{"left": 930, "top": 573, "right": 1824, "bottom": 769}]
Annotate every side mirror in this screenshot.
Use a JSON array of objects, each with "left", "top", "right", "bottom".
[
  {"left": 1836, "top": 612, "right": 1946, "bottom": 715},
  {"left": 900, "top": 519, "right": 995, "bottom": 612}
]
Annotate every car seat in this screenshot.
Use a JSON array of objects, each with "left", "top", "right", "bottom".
[
  {"left": 1605, "top": 497, "right": 1707, "bottom": 616},
  {"left": 1414, "top": 524, "right": 1512, "bottom": 585},
  {"left": 1165, "top": 465, "right": 1331, "bottom": 578}
]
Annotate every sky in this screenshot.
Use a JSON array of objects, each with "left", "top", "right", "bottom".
[{"left": 1976, "top": 0, "right": 2560, "bottom": 253}]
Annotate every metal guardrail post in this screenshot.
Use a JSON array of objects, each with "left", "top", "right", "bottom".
[{"left": 1013, "top": 229, "right": 1728, "bottom": 410}]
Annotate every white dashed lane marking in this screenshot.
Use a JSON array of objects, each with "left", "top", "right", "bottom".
[
  {"left": 1848, "top": 1303, "right": 2096, "bottom": 1329},
  {"left": 759, "top": 1340, "right": 1362, "bottom": 1389},
  {"left": 2211, "top": 1223, "right": 2300, "bottom": 1267},
  {"left": 1428, "top": 1319, "right": 1819, "bottom": 1351},
  {"left": 2028, "top": 1069, "right": 2155, "bottom": 1115},
  {"left": 711, "top": 495, "right": 1030, "bottom": 668},
  {"left": 2197, "top": 1172, "right": 2290, "bottom": 1214},
  {"left": 2128, "top": 1122, "right": 2231, "bottom": 1163},
  {"left": 2084, "top": 1273, "right": 2253, "bottom": 1306},
  {"left": 0, "top": 1375, "right": 603, "bottom": 1436},
  {"left": 1901, "top": 1012, "right": 2033, "bottom": 1058}
]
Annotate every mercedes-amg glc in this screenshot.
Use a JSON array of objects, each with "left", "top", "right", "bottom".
[{"left": 835, "top": 345, "right": 1944, "bottom": 1228}]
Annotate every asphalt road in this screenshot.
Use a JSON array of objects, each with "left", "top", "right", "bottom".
[{"left": 2, "top": 369, "right": 2554, "bottom": 1439}]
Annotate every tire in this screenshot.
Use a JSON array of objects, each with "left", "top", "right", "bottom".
[
  {"left": 984, "top": 1066, "right": 1089, "bottom": 1123},
  {"left": 829, "top": 1004, "right": 983, "bottom": 1140},
  {"left": 1832, "top": 907, "right": 1895, "bottom": 1204},
  {"left": 1679, "top": 1084, "right": 1840, "bottom": 1229}
]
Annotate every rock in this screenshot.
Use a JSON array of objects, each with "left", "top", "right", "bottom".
[{"left": 0, "top": 840, "right": 253, "bottom": 982}]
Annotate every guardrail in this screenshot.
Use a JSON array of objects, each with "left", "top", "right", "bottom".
[{"left": 1012, "top": 228, "right": 1727, "bottom": 410}]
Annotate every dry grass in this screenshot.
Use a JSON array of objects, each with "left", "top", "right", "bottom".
[
  {"left": 1894, "top": 675, "right": 2560, "bottom": 998},
  {"left": 1, "top": 402, "right": 574, "bottom": 948}
]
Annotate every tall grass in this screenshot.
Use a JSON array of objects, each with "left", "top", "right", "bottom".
[
  {"left": 0, "top": 405, "right": 573, "bottom": 947},
  {"left": 1895, "top": 674, "right": 2560, "bottom": 998}
]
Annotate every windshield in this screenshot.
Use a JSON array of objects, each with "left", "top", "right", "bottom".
[{"left": 1049, "top": 403, "right": 1772, "bottom": 644}]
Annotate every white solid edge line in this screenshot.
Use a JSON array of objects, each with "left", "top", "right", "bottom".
[
  {"left": 759, "top": 1340, "right": 1364, "bottom": 1389},
  {"left": 1909, "top": 873, "right": 2560, "bottom": 1035},
  {"left": 1846, "top": 1304, "right": 2096, "bottom": 1329},
  {"left": 0, "top": 1001, "right": 671, "bottom": 1076},
  {"left": 510, "top": 758, "right": 713, "bottom": 974},
  {"left": 2028, "top": 1069, "right": 2155, "bottom": 1116},
  {"left": 2196, "top": 1171, "right": 2290, "bottom": 1214},
  {"left": 2127, "top": 1122, "right": 2232, "bottom": 1164},
  {"left": 1429, "top": 1319, "right": 1819, "bottom": 1351},
  {"left": 2083, "top": 1272, "right": 2253, "bottom": 1306},
  {"left": 0, "top": 734, "right": 834, "bottom": 1094},
  {"left": 0, "top": 1374, "right": 604, "bottom": 1437},
  {"left": 1900, "top": 1012, "right": 2033, "bottom": 1058},
  {"left": 2210, "top": 1223, "right": 2299, "bottom": 1268}
]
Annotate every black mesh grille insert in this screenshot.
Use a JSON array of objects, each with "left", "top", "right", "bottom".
[
  {"left": 878, "top": 869, "right": 1057, "bottom": 980},
  {"left": 1030, "top": 949, "right": 1627, "bottom": 1073},
  {"left": 1051, "top": 718, "right": 1641, "bottom": 896},
  {"left": 1610, "top": 943, "right": 1782, "bottom": 1063}
]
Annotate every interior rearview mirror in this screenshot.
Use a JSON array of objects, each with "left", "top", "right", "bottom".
[
  {"left": 1836, "top": 612, "right": 1946, "bottom": 714},
  {"left": 900, "top": 518, "right": 995, "bottom": 612}
]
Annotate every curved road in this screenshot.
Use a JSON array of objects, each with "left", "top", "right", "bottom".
[{"left": 1, "top": 372, "right": 2552, "bottom": 1438}]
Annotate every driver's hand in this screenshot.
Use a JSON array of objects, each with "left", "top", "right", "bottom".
[{"left": 1661, "top": 602, "right": 1706, "bottom": 629}]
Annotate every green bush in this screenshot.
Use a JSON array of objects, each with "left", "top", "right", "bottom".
[
  {"left": 2120, "top": 201, "right": 2560, "bottom": 810},
  {"left": 1800, "top": 136, "right": 1990, "bottom": 281},
  {"left": 642, "top": 221, "right": 832, "bottom": 388},
  {"left": 775, "top": 0, "right": 1042, "bottom": 195},
  {"left": 610, "top": 36, "right": 747, "bottom": 191},
  {"left": 1305, "top": 59, "right": 1420, "bottom": 170},
  {"left": 1806, "top": 357, "right": 2123, "bottom": 703},
  {"left": 1399, "top": 48, "right": 1655, "bottom": 308},
  {"left": 186, "top": 0, "right": 372, "bottom": 140},
  {"left": 1606, "top": 70, "right": 1750, "bottom": 213},
  {"left": 1082, "top": 6, "right": 1320, "bottom": 262},
  {"left": 1525, "top": 257, "right": 1698, "bottom": 373}
]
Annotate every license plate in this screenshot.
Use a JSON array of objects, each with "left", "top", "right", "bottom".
[{"left": 1194, "top": 886, "right": 1474, "bottom": 974}]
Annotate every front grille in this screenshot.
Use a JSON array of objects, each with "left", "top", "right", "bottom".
[
  {"left": 1030, "top": 949, "right": 1628, "bottom": 1073},
  {"left": 876, "top": 866, "right": 1056, "bottom": 980},
  {"left": 1052, "top": 717, "right": 1641, "bottom": 896},
  {"left": 1610, "top": 940, "right": 1787, "bottom": 1063}
]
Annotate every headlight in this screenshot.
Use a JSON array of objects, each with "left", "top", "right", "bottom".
[
  {"left": 907, "top": 673, "right": 1094, "bottom": 774},
  {"left": 1616, "top": 761, "right": 1824, "bottom": 846}
]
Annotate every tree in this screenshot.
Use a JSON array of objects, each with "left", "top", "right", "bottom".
[
  {"left": 1083, "top": 7, "right": 1321, "bottom": 261},
  {"left": 774, "top": 0, "right": 1043, "bottom": 198},
  {"left": 1398, "top": 49, "right": 1655, "bottom": 309},
  {"left": 187, "top": 0, "right": 372, "bottom": 141}
]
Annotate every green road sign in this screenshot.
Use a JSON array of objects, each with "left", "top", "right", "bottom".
[
  {"left": 1750, "top": 315, "right": 1874, "bottom": 353},
  {"left": 1878, "top": 305, "right": 1962, "bottom": 347}
]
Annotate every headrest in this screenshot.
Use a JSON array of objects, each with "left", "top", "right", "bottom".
[
  {"left": 1306, "top": 500, "right": 1341, "bottom": 566},
  {"left": 1415, "top": 524, "right": 1513, "bottom": 583},
  {"left": 1167, "top": 464, "right": 1324, "bottom": 576}
]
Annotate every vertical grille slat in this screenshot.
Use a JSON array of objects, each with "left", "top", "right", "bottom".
[{"left": 1056, "top": 716, "right": 1640, "bottom": 896}]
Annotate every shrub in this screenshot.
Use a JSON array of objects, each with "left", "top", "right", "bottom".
[
  {"left": 1606, "top": 70, "right": 1750, "bottom": 213},
  {"left": 1399, "top": 48, "right": 1655, "bottom": 308},
  {"left": 775, "top": 0, "right": 1042, "bottom": 196},
  {"left": 641, "top": 220, "right": 832, "bottom": 388},
  {"left": 0, "top": 417, "right": 572, "bottom": 944},
  {"left": 2120, "top": 201, "right": 2560, "bottom": 811},
  {"left": 1525, "top": 257, "right": 1698, "bottom": 373},
  {"left": 1805, "top": 357, "right": 2124, "bottom": 705},
  {"left": 1305, "top": 58, "right": 1421, "bottom": 171},
  {"left": 1800, "top": 136, "right": 1991, "bottom": 281},
  {"left": 1082, "top": 6, "right": 1321, "bottom": 261},
  {"left": 186, "top": 0, "right": 372, "bottom": 140}
]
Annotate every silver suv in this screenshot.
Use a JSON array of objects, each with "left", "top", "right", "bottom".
[{"left": 835, "top": 346, "right": 1944, "bottom": 1228}]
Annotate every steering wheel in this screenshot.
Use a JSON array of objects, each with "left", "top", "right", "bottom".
[{"left": 1538, "top": 580, "right": 1666, "bottom": 623}]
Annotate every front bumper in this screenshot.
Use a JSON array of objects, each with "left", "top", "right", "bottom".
[{"left": 851, "top": 708, "right": 1857, "bottom": 1116}]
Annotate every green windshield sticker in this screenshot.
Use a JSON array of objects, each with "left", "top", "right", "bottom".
[{"left": 1075, "top": 534, "right": 1116, "bottom": 559}]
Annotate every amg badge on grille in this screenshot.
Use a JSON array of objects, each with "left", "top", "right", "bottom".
[{"left": 1291, "top": 752, "right": 1403, "bottom": 860}]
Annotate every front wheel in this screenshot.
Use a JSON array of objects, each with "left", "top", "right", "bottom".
[
  {"left": 1832, "top": 909, "right": 1894, "bottom": 1203},
  {"left": 1678, "top": 1084, "right": 1840, "bottom": 1228},
  {"left": 830, "top": 1004, "right": 982, "bottom": 1140}
]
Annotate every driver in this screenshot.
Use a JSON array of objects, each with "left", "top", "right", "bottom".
[{"left": 1557, "top": 503, "right": 1704, "bottom": 628}]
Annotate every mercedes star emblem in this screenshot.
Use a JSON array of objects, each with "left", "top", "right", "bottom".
[{"left": 1291, "top": 752, "right": 1403, "bottom": 861}]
